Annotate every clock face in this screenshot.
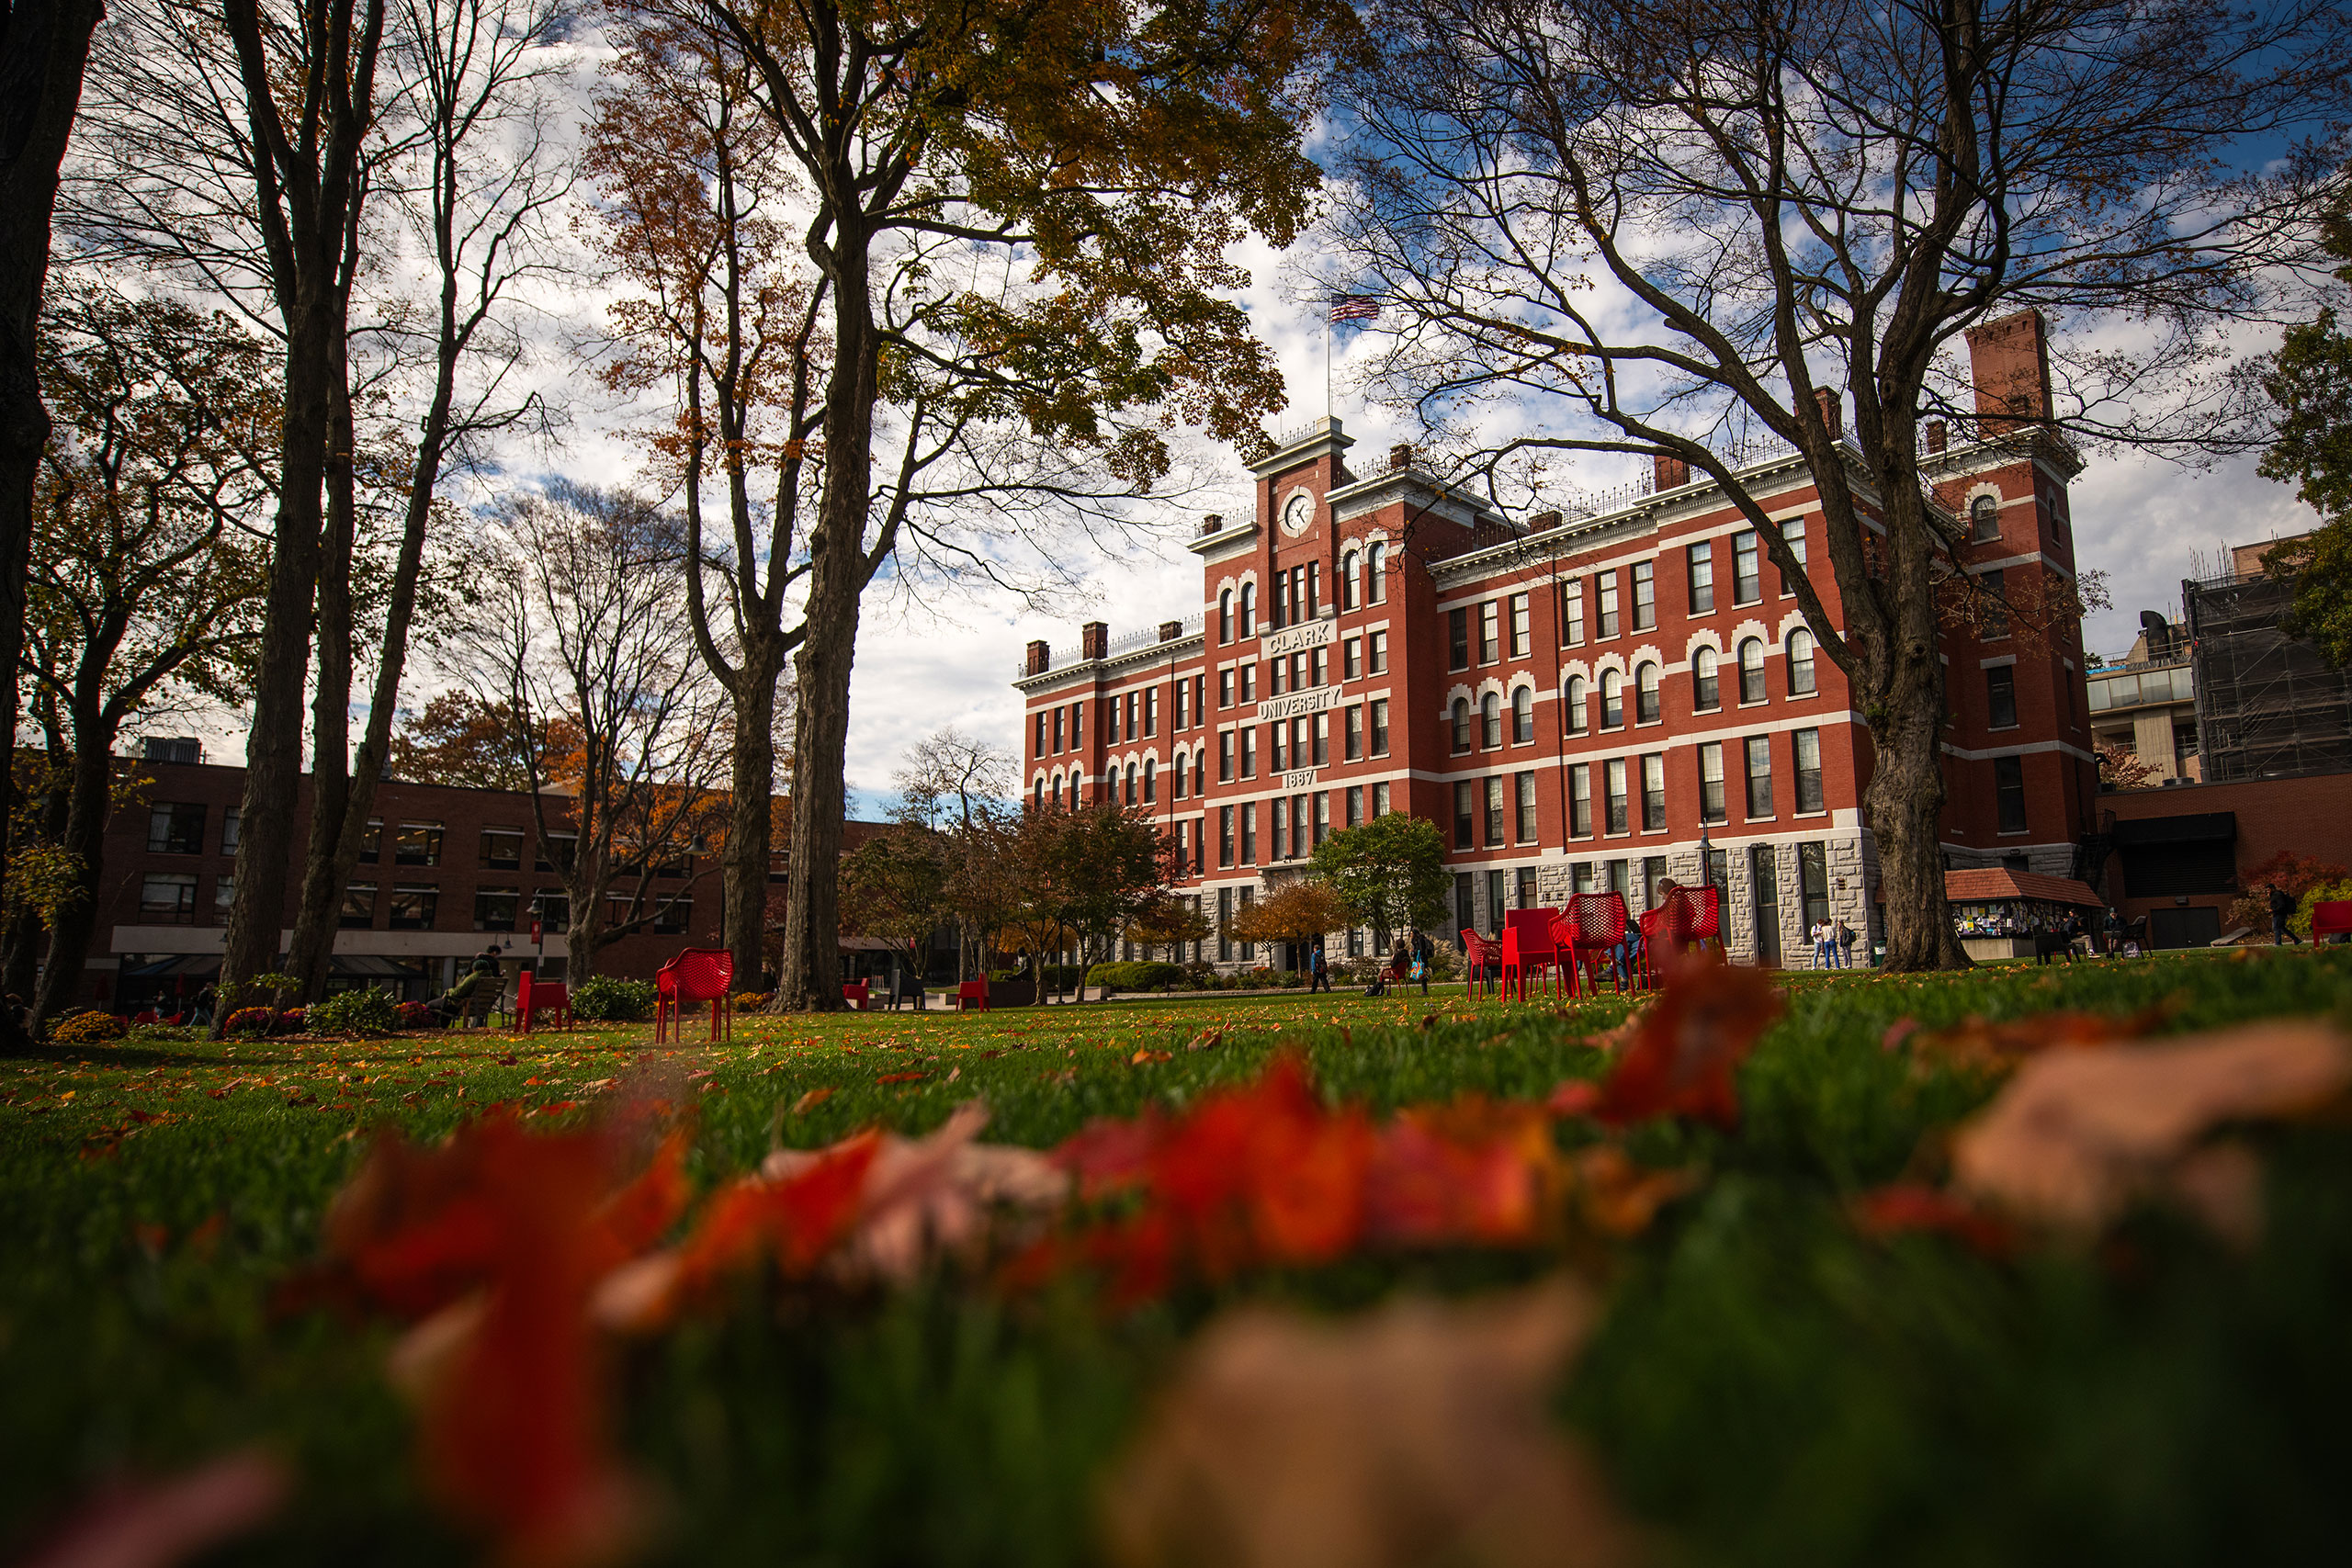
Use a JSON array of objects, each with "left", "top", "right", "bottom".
[{"left": 1280, "top": 491, "right": 1316, "bottom": 537}]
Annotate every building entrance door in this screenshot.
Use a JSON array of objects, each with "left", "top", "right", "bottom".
[{"left": 1749, "top": 845, "right": 1781, "bottom": 964}]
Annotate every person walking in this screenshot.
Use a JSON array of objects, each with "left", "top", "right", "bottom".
[
  {"left": 1411, "top": 930, "right": 1433, "bottom": 995},
  {"left": 1308, "top": 942, "right": 1329, "bottom": 993},
  {"left": 2270, "top": 883, "right": 2302, "bottom": 946}
]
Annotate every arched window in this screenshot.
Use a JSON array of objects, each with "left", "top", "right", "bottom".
[
  {"left": 1738, "top": 637, "right": 1767, "bottom": 704},
  {"left": 1034, "top": 777, "right": 1045, "bottom": 810},
  {"left": 1143, "top": 756, "right": 1157, "bottom": 802},
  {"left": 1367, "top": 542, "right": 1387, "bottom": 604},
  {"left": 1341, "top": 550, "right": 1360, "bottom": 612},
  {"left": 1238, "top": 581, "right": 1256, "bottom": 637},
  {"left": 1218, "top": 589, "right": 1233, "bottom": 644},
  {"left": 1564, "top": 674, "right": 1588, "bottom": 734},
  {"left": 1193, "top": 750, "right": 1205, "bottom": 795},
  {"left": 1601, "top": 669, "right": 1624, "bottom": 728},
  {"left": 1481, "top": 692, "right": 1502, "bottom": 749},
  {"left": 1635, "top": 661, "right": 1660, "bottom": 724},
  {"left": 1970, "top": 494, "right": 1999, "bottom": 541},
  {"left": 1692, "top": 647, "right": 1720, "bottom": 710},
  {"left": 1452, "top": 696, "right": 1472, "bottom": 753},
  {"left": 1051, "top": 773, "right": 1064, "bottom": 808},
  {"left": 1511, "top": 686, "right": 1534, "bottom": 744},
  {"left": 1787, "top": 628, "right": 1816, "bottom": 694},
  {"left": 1125, "top": 763, "right": 1137, "bottom": 806}
]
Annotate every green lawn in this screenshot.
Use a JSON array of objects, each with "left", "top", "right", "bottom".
[{"left": 5, "top": 950, "right": 2351, "bottom": 1564}]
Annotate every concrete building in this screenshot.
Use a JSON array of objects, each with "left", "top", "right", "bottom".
[
  {"left": 2087, "top": 613, "right": 2198, "bottom": 785},
  {"left": 1013, "top": 310, "right": 2099, "bottom": 967}
]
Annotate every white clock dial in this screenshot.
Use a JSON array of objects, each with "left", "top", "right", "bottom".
[{"left": 1280, "top": 491, "right": 1315, "bottom": 536}]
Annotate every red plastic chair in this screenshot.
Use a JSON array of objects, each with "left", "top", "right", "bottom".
[
  {"left": 1559, "top": 893, "right": 1630, "bottom": 998},
  {"left": 2313, "top": 901, "right": 2352, "bottom": 943},
  {"left": 1459, "top": 929, "right": 1500, "bottom": 998},
  {"left": 517, "top": 977, "right": 571, "bottom": 1033},
  {"left": 955, "top": 977, "right": 990, "bottom": 1012},
  {"left": 656, "top": 947, "right": 735, "bottom": 1043},
  {"left": 842, "top": 980, "right": 871, "bottom": 1010},
  {"left": 1500, "top": 908, "right": 1564, "bottom": 1001}
]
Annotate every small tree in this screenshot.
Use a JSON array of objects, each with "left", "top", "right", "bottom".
[
  {"left": 1125, "top": 893, "right": 1214, "bottom": 963},
  {"left": 2095, "top": 742, "right": 2164, "bottom": 793},
  {"left": 2227, "top": 849, "right": 2350, "bottom": 934},
  {"left": 1306, "top": 813, "right": 1450, "bottom": 953},
  {"left": 1227, "top": 881, "right": 1354, "bottom": 958},
  {"left": 1002, "top": 803, "right": 1179, "bottom": 1002},
  {"left": 837, "top": 830, "right": 950, "bottom": 993}
]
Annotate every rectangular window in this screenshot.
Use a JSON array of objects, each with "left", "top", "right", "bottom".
[
  {"left": 1986, "top": 664, "right": 2018, "bottom": 728},
  {"left": 220, "top": 807, "right": 241, "bottom": 855},
  {"left": 1315, "top": 791, "right": 1330, "bottom": 848},
  {"left": 1479, "top": 601, "right": 1500, "bottom": 663},
  {"left": 1174, "top": 682, "right": 1188, "bottom": 730},
  {"left": 1780, "top": 518, "right": 1806, "bottom": 596},
  {"left": 340, "top": 882, "right": 379, "bottom": 929},
  {"left": 1560, "top": 578, "right": 1585, "bottom": 644},
  {"left": 1369, "top": 629, "right": 1388, "bottom": 673},
  {"left": 1510, "top": 592, "right": 1531, "bottom": 657},
  {"left": 1195, "top": 675, "right": 1205, "bottom": 726},
  {"left": 1745, "top": 735, "right": 1774, "bottom": 818},
  {"left": 1370, "top": 699, "right": 1390, "bottom": 756},
  {"left": 1569, "top": 763, "right": 1592, "bottom": 838},
  {"left": 1241, "top": 803, "right": 1258, "bottom": 864},
  {"left": 1220, "top": 806, "right": 1235, "bottom": 867},
  {"left": 1455, "top": 873, "right": 1476, "bottom": 940},
  {"left": 1344, "top": 637, "right": 1362, "bottom": 681},
  {"left": 1733, "top": 530, "right": 1761, "bottom": 604},
  {"left": 389, "top": 885, "right": 439, "bottom": 931},
  {"left": 1605, "top": 758, "right": 1629, "bottom": 834},
  {"left": 1108, "top": 696, "right": 1122, "bottom": 745},
  {"left": 1271, "top": 658, "right": 1287, "bottom": 697},
  {"left": 147, "top": 802, "right": 206, "bottom": 854},
  {"left": 1242, "top": 662, "right": 1260, "bottom": 702},
  {"left": 1373, "top": 780, "right": 1391, "bottom": 817},
  {"left": 1053, "top": 708, "right": 1065, "bottom": 750},
  {"left": 363, "top": 818, "right": 386, "bottom": 861},
  {"left": 1241, "top": 727, "right": 1257, "bottom": 778},
  {"left": 1219, "top": 730, "right": 1235, "bottom": 783},
  {"left": 1071, "top": 702, "right": 1083, "bottom": 747},
  {"left": 1794, "top": 728, "right": 1825, "bottom": 813},
  {"left": 1699, "top": 741, "right": 1726, "bottom": 823},
  {"left": 1996, "top": 756, "right": 2028, "bottom": 833},
  {"left": 1035, "top": 711, "right": 1047, "bottom": 756},
  {"left": 1311, "top": 648, "right": 1328, "bottom": 688},
  {"left": 1313, "top": 713, "right": 1329, "bottom": 766},
  {"left": 1345, "top": 705, "right": 1363, "bottom": 761},
  {"left": 480, "top": 829, "right": 524, "bottom": 869},
  {"left": 474, "top": 886, "right": 518, "bottom": 931},
  {"left": 1799, "top": 842, "right": 1830, "bottom": 931},
  {"left": 1631, "top": 560, "right": 1656, "bottom": 630},
  {"left": 1597, "top": 570, "right": 1621, "bottom": 637},
  {"left": 1347, "top": 784, "right": 1364, "bottom": 827},
  {"left": 1454, "top": 780, "right": 1476, "bottom": 849},
  {"left": 1487, "top": 868, "right": 1508, "bottom": 936},
  {"left": 1641, "top": 753, "right": 1666, "bottom": 831},
  {"left": 1485, "top": 775, "right": 1506, "bottom": 847},
  {"left": 1516, "top": 771, "right": 1538, "bottom": 842},
  {"left": 1219, "top": 669, "right": 1234, "bottom": 708},
  {"left": 652, "top": 895, "right": 690, "bottom": 934},
  {"left": 531, "top": 891, "right": 570, "bottom": 930},
  {"left": 1643, "top": 855, "right": 1670, "bottom": 912},
  {"left": 1687, "top": 542, "right": 1714, "bottom": 614},
  {"left": 1273, "top": 795, "right": 1290, "bottom": 861},
  {"left": 1608, "top": 859, "right": 1631, "bottom": 900},
  {"left": 1448, "top": 607, "right": 1470, "bottom": 671},
  {"left": 1982, "top": 569, "right": 2009, "bottom": 638},
  {"left": 1218, "top": 887, "right": 1234, "bottom": 960},
  {"left": 1144, "top": 688, "right": 1158, "bottom": 736},
  {"left": 1516, "top": 866, "right": 1538, "bottom": 910},
  {"left": 1574, "top": 862, "right": 1597, "bottom": 895},
  {"left": 537, "top": 833, "right": 576, "bottom": 874},
  {"left": 139, "top": 872, "right": 198, "bottom": 924},
  {"left": 1272, "top": 722, "right": 1287, "bottom": 773},
  {"left": 212, "top": 874, "right": 234, "bottom": 923},
  {"left": 394, "top": 822, "right": 443, "bottom": 867}
]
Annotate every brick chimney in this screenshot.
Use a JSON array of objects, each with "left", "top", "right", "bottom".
[
  {"left": 1653, "top": 453, "right": 1689, "bottom": 491},
  {"left": 1924, "top": 419, "right": 1948, "bottom": 454},
  {"left": 1964, "top": 309, "right": 2052, "bottom": 436},
  {"left": 1159, "top": 619, "right": 1183, "bottom": 642},
  {"left": 1200, "top": 513, "right": 1222, "bottom": 536},
  {"left": 1024, "top": 639, "right": 1049, "bottom": 675},
  {"left": 1389, "top": 443, "right": 1413, "bottom": 471},
  {"left": 1529, "top": 510, "right": 1562, "bottom": 531},
  {"left": 1813, "top": 388, "right": 1841, "bottom": 438},
  {"left": 1080, "top": 621, "right": 1109, "bottom": 660}
]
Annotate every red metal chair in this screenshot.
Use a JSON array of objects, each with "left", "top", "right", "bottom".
[
  {"left": 1500, "top": 908, "right": 1564, "bottom": 1001},
  {"left": 1636, "top": 899, "right": 1698, "bottom": 988},
  {"left": 517, "top": 976, "right": 571, "bottom": 1033},
  {"left": 655, "top": 947, "right": 734, "bottom": 1043},
  {"left": 2313, "top": 901, "right": 2352, "bottom": 944},
  {"left": 1559, "top": 893, "right": 1630, "bottom": 998},
  {"left": 1678, "top": 885, "right": 1723, "bottom": 954},
  {"left": 1459, "top": 929, "right": 1500, "bottom": 998}
]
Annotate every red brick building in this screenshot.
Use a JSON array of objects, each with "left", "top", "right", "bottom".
[{"left": 1013, "top": 312, "right": 2099, "bottom": 966}]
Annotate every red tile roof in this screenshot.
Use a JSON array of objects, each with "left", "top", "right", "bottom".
[{"left": 1944, "top": 868, "right": 2106, "bottom": 908}]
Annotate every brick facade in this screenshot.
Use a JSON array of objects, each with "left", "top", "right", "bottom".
[
  {"left": 1014, "top": 313, "right": 2099, "bottom": 967},
  {"left": 2096, "top": 770, "right": 2352, "bottom": 948}
]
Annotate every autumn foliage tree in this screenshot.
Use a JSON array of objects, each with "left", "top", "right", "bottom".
[
  {"left": 1327, "top": 0, "right": 2349, "bottom": 969},
  {"left": 836, "top": 829, "right": 950, "bottom": 989},
  {"left": 634, "top": 0, "right": 1363, "bottom": 1011},
  {"left": 1227, "top": 881, "right": 1354, "bottom": 957}
]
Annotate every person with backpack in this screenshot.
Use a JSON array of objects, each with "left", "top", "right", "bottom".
[
  {"left": 1410, "top": 931, "right": 1432, "bottom": 995},
  {"left": 2103, "top": 907, "right": 2126, "bottom": 958},
  {"left": 2270, "top": 883, "right": 2302, "bottom": 946},
  {"left": 1835, "top": 919, "right": 1857, "bottom": 968},
  {"left": 1308, "top": 942, "right": 1330, "bottom": 993}
]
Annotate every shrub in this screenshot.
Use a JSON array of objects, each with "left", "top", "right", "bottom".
[
  {"left": 275, "top": 1008, "right": 306, "bottom": 1034},
  {"left": 223, "top": 1007, "right": 276, "bottom": 1037},
  {"left": 730, "top": 991, "right": 771, "bottom": 1012},
  {"left": 1086, "top": 961, "right": 1184, "bottom": 996},
  {"left": 307, "top": 987, "right": 401, "bottom": 1038},
  {"left": 2293, "top": 879, "right": 2352, "bottom": 940},
  {"left": 51, "top": 1010, "right": 125, "bottom": 1045},
  {"left": 396, "top": 1000, "right": 441, "bottom": 1031},
  {"left": 572, "top": 975, "right": 657, "bottom": 1022}
]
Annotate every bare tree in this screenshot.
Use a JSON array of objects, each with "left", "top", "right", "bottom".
[
  {"left": 888, "top": 727, "right": 1011, "bottom": 833},
  {"left": 441, "top": 481, "right": 728, "bottom": 981},
  {"left": 1325, "top": 0, "right": 2349, "bottom": 968}
]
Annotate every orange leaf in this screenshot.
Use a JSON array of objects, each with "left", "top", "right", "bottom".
[
  {"left": 792, "top": 1087, "right": 835, "bottom": 1115},
  {"left": 1556, "top": 954, "right": 1781, "bottom": 1130}
]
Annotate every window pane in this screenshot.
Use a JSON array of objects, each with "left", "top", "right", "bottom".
[
  {"left": 1631, "top": 561, "right": 1656, "bottom": 630},
  {"left": 140, "top": 873, "right": 198, "bottom": 923},
  {"left": 1635, "top": 662, "right": 1660, "bottom": 724},
  {"left": 389, "top": 885, "right": 439, "bottom": 931},
  {"left": 1795, "top": 728, "right": 1824, "bottom": 813},
  {"left": 1700, "top": 741, "right": 1725, "bottom": 823},
  {"left": 1745, "top": 736, "right": 1774, "bottom": 818},
  {"left": 1569, "top": 763, "right": 1591, "bottom": 837},
  {"left": 1641, "top": 753, "right": 1665, "bottom": 830},
  {"left": 1788, "top": 630, "right": 1815, "bottom": 694},
  {"left": 1694, "top": 647, "right": 1720, "bottom": 709},
  {"left": 480, "top": 829, "right": 524, "bottom": 868},
  {"left": 1986, "top": 665, "right": 2018, "bottom": 728},
  {"left": 1687, "top": 543, "right": 1714, "bottom": 614},
  {"left": 1605, "top": 758, "right": 1628, "bottom": 834},
  {"left": 1516, "top": 771, "right": 1538, "bottom": 841},
  {"left": 1598, "top": 570, "right": 1620, "bottom": 637},
  {"left": 340, "top": 883, "right": 379, "bottom": 929},
  {"left": 474, "top": 886, "right": 519, "bottom": 931},
  {"left": 1734, "top": 531, "right": 1760, "bottom": 603}
]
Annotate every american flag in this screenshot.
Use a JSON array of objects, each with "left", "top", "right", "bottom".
[{"left": 1328, "top": 295, "right": 1381, "bottom": 323}]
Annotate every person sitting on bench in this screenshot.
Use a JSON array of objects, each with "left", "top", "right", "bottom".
[{"left": 428, "top": 968, "right": 492, "bottom": 1025}]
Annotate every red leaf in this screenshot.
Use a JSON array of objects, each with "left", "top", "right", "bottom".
[
  {"left": 1852, "top": 1183, "right": 2016, "bottom": 1258},
  {"left": 1556, "top": 954, "right": 1781, "bottom": 1130},
  {"left": 876, "top": 1071, "right": 927, "bottom": 1085}
]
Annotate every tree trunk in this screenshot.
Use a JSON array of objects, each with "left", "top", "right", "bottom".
[
  {"left": 723, "top": 660, "right": 777, "bottom": 986},
  {"left": 1864, "top": 650, "right": 1971, "bottom": 971},
  {"left": 29, "top": 726, "right": 112, "bottom": 1029},
  {"left": 0, "top": 0, "right": 105, "bottom": 1051},
  {"left": 288, "top": 375, "right": 357, "bottom": 1000}
]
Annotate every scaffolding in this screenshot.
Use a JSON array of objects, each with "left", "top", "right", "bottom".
[{"left": 2184, "top": 569, "right": 2352, "bottom": 782}]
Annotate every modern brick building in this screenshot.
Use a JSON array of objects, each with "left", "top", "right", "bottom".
[{"left": 1012, "top": 310, "right": 2099, "bottom": 967}]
